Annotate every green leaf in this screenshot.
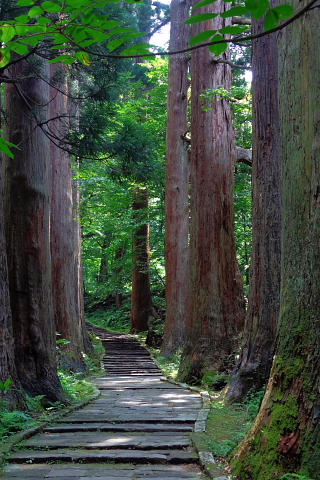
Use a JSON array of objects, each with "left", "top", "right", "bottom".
[
  {"left": 209, "top": 33, "right": 228, "bottom": 55},
  {"left": 86, "top": 30, "right": 111, "bottom": 42},
  {"left": 0, "top": 49, "right": 11, "bottom": 68},
  {"left": 193, "top": 0, "right": 218, "bottom": 10},
  {"left": 272, "top": 4, "right": 294, "bottom": 20},
  {"left": 245, "top": 0, "right": 257, "bottom": 9},
  {"left": 20, "top": 35, "right": 44, "bottom": 45},
  {"left": 75, "top": 51, "right": 92, "bottom": 65},
  {"left": 82, "top": 13, "right": 96, "bottom": 25},
  {"left": 37, "top": 16, "right": 52, "bottom": 25},
  {"left": 219, "top": 25, "right": 250, "bottom": 34},
  {"left": 52, "top": 33, "right": 68, "bottom": 43},
  {"left": 16, "top": 0, "right": 35, "bottom": 5},
  {"left": 264, "top": 8, "right": 279, "bottom": 30},
  {"left": 28, "top": 5, "right": 44, "bottom": 17},
  {"left": 15, "top": 14, "right": 30, "bottom": 23},
  {"left": 1, "top": 25, "right": 16, "bottom": 43},
  {"left": 73, "top": 27, "right": 88, "bottom": 43},
  {"left": 109, "top": 27, "right": 136, "bottom": 35},
  {"left": 220, "top": 5, "right": 249, "bottom": 17},
  {"left": 108, "top": 38, "right": 126, "bottom": 51},
  {"left": 41, "top": 1, "right": 62, "bottom": 13},
  {"left": 185, "top": 13, "right": 219, "bottom": 24},
  {"left": 190, "top": 29, "right": 217, "bottom": 46},
  {"left": 78, "top": 39, "right": 96, "bottom": 47},
  {"left": 9, "top": 42, "right": 29, "bottom": 54},
  {"left": 251, "top": 0, "right": 270, "bottom": 19}
]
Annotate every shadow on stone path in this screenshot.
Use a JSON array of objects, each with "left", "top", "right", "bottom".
[{"left": 0, "top": 325, "right": 208, "bottom": 479}]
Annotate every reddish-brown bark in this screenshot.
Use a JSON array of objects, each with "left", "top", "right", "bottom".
[
  {"left": 226, "top": 8, "right": 282, "bottom": 403},
  {"left": 131, "top": 187, "right": 155, "bottom": 333},
  {"left": 49, "top": 64, "right": 91, "bottom": 372},
  {"left": 4, "top": 60, "right": 68, "bottom": 403},
  {"left": 0, "top": 154, "right": 25, "bottom": 409},
  {"left": 178, "top": 0, "right": 245, "bottom": 382},
  {"left": 161, "top": 0, "right": 191, "bottom": 357}
]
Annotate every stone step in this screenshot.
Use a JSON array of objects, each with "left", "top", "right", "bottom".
[
  {"left": 22, "top": 432, "right": 192, "bottom": 450},
  {"left": 9, "top": 449, "right": 199, "bottom": 465},
  {"left": 2, "top": 463, "right": 206, "bottom": 480},
  {"left": 44, "top": 423, "right": 194, "bottom": 433}
]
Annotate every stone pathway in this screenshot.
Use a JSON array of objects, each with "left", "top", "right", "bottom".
[{"left": 0, "top": 326, "right": 208, "bottom": 479}]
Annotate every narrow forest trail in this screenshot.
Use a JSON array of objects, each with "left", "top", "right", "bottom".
[{"left": 0, "top": 325, "right": 211, "bottom": 480}]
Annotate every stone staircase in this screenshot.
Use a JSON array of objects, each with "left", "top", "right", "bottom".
[{"left": 0, "top": 326, "right": 208, "bottom": 480}]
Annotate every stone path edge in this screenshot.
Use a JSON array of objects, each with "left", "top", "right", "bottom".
[
  {"left": 141, "top": 344, "right": 230, "bottom": 480},
  {"left": 158, "top": 377, "right": 229, "bottom": 480},
  {"left": 0, "top": 386, "right": 101, "bottom": 467}
]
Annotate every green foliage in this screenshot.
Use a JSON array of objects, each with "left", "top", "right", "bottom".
[
  {"left": 58, "top": 371, "right": 96, "bottom": 401},
  {"left": 187, "top": 0, "right": 296, "bottom": 55},
  {"left": 0, "top": 408, "right": 35, "bottom": 440},
  {"left": 0, "top": 378, "right": 14, "bottom": 394},
  {"left": 86, "top": 305, "right": 131, "bottom": 333},
  {"left": 280, "top": 475, "right": 316, "bottom": 480}
]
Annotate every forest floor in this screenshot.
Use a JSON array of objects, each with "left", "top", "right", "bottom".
[{"left": 0, "top": 326, "right": 236, "bottom": 480}]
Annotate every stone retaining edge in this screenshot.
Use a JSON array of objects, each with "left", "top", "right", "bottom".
[
  {"left": 158, "top": 376, "right": 230, "bottom": 479},
  {"left": 0, "top": 385, "right": 101, "bottom": 467}
]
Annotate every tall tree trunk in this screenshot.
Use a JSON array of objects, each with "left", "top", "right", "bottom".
[
  {"left": 0, "top": 154, "right": 25, "bottom": 409},
  {"left": 178, "top": 0, "right": 245, "bottom": 382},
  {"left": 49, "top": 64, "right": 90, "bottom": 372},
  {"left": 161, "top": 0, "right": 191, "bottom": 357},
  {"left": 226, "top": 5, "right": 282, "bottom": 403},
  {"left": 131, "top": 187, "right": 155, "bottom": 333},
  {"left": 4, "top": 60, "right": 68, "bottom": 403},
  {"left": 231, "top": 4, "right": 320, "bottom": 479}
]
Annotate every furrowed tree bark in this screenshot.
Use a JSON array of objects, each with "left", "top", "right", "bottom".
[
  {"left": 161, "top": 0, "right": 191, "bottom": 357},
  {"left": 178, "top": 0, "right": 245, "bottom": 382},
  {"left": 49, "top": 64, "right": 90, "bottom": 373},
  {"left": 131, "top": 187, "right": 155, "bottom": 333},
  {"left": 226, "top": 5, "right": 282, "bottom": 403},
  {"left": 4, "top": 59, "right": 68, "bottom": 404},
  {"left": 0, "top": 154, "right": 25, "bottom": 409},
  {"left": 231, "top": 3, "right": 320, "bottom": 478}
]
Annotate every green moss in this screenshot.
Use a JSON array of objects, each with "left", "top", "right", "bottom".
[{"left": 232, "top": 394, "right": 301, "bottom": 480}]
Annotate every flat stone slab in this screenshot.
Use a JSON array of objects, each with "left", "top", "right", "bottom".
[
  {"left": 0, "top": 463, "right": 206, "bottom": 479},
  {"left": 8, "top": 449, "right": 199, "bottom": 464},
  {"left": 45, "top": 424, "right": 194, "bottom": 433},
  {"left": 22, "top": 432, "right": 191, "bottom": 449}
]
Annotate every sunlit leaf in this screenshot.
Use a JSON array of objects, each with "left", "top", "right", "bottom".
[
  {"left": 10, "top": 42, "right": 29, "bottom": 54},
  {"left": 193, "top": 0, "right": 218, "bottom": 10},
  {"left": 37, "top": 16, "right": 52, "bottom": 25},
  {"left": 209, "top": 33, "right": 228, "bottom": 55},
  {"left": 41, "top": 1, "right": 62, "bottom": 13},
  {"left": 15, "top": 14, "right": 30, "bottom": 23},
  {"left": 16, "top": 0, "right": 35, "bottom": 5},
  {"left": 190, "top": 30, "right": 217, "bottom": 46},
  {"left": 20, "top": 34, "right": 45, "bottom": 45},
  {"left": 28, "top": 5, "right": 44, "bottom": 17},
  {"left": 0, "top": 49, "right": 11, "bottom": 68},
  {"left": 220, "top": 5, "right": 249, "bottom": 17},
  {"left": 1, "top": 25, "right": 16, "bottom": 43},
  {"left": 75, "top": 51, "right": 92, "bottom": 65}
]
